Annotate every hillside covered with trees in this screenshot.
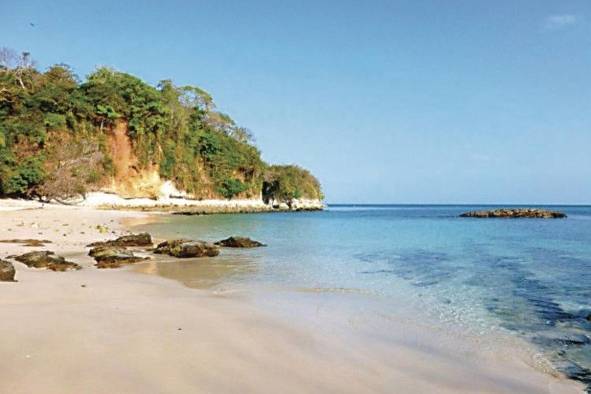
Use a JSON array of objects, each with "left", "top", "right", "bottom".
[{"left": 0, "top": 49, "right": 322, "bottom": 205}]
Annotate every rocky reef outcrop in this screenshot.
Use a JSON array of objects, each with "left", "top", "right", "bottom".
[
  {"left": 0, "top": 259, "right": 16, "bottom": 281},
  {"left": 215, "top": 236, "right": 266, "bottom": 248},
  {"left": 13, "top": 251, "right": 81, "bottom": 271},
  {"left": 154, "top": 240, "right": 220, "bottom": 258},
  {"left": 460, "top": 208, "right": 566, "bottom": 219}
]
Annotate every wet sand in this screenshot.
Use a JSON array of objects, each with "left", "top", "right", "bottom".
[{"left": 0, "top": 202, "right": 584, "bottom": 393}]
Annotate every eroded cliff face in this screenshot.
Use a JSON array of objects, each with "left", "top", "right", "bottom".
[
  {"left": 104, "top": 121, "right": 165, "bottom": 198},
  {"left": 100, "top": 122, "right": 246, "bottom": 201}
]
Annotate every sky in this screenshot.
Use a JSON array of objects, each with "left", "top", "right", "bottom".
[{"left": 2, "top": 0, "right": 590, "bottom": 204}]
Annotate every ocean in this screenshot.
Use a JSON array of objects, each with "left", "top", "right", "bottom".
[{"left": 134, "top": 204, "right": 591, "bottom": 389}]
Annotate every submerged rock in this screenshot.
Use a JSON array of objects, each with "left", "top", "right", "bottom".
[
  {"left": 87, "top": 233, "right": 153, "bottom": 248},
  {"left": 0, "top": 259, "right": 16, "bottom": 281},
  {"left": 459, "top": 208, "right": 566, "bottom": 219},
  {"left": 215, "top": 236, "right": 266, "bottom": 248},
  {"left": 13, "top": 251, "right": 81, "bottom": 271},
  {"left": 89, "top": 245, "right": 148, "bottom": 269},
  {"left": 155, "top": 239, "right": 219, "bottom": 258},
  {"left": 533, "top": 333, "right": 591, "bottom": 347}
]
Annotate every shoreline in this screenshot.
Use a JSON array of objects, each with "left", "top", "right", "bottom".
[{"left": 0, "top": 201, "right": 584, "bottom": 393}]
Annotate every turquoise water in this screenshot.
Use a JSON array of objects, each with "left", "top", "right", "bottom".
[{"left": 137, "top": 205, "right": 591, "bottom": 389}]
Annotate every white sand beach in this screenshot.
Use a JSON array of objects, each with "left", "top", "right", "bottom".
[{"left": 0, "top": 201, "right": 584, "bottom": 394}]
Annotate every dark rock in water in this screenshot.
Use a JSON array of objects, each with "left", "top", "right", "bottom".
[
  {"left": 532, "top": 333, "right": 591, "bottom": 347},
  {"left": 587, "top": 314, "right": 591, "bottom": 323},
  {"left": 555, "top": 360, "right": 591, "bottom": 387},
  {"left": 87, "top": 233, "right": 152, "bottom": 248},
  {"left": 13, "top": 251, "right": 81, "bottom": 271},
  {"left": 155, "top": 239, "right": 220, "bottom": 258},
  {"left": 0, "top": 259, "right": 16, "bottom": 281},
  {"left": 89, "top": 246, "right": 148, "bottom": 269},
  {"left": 459, "top": 208, "right": 566, "bottom": 219},
  {"left": 0, "top": 239, "right": 52, "bottom": 247},
  {"left": 215, "top": 236, "right": 266, "bottom": 248}
]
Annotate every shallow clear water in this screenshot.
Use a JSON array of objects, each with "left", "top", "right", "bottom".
[{"left": 136, "top": 205, "right": 591, "bottom": 388}]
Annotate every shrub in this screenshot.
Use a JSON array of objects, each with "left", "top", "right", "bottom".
[
  {"left": 218, "top": 178, "right": 248, "bottom": 199},
  {"left": 1, "top": 156, "right": 45, "bottom": 196}
]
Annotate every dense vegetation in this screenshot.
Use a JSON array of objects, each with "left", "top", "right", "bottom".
[
  {"left": 263, "top": 165, "right": 323, "bottom": 202},
  {"left": 0, "top": 49, "right": 322, "bottom": 202}
]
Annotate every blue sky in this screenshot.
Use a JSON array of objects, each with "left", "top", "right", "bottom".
[{"left": 2, "top": 0, "right": 590, "bottom": 203}]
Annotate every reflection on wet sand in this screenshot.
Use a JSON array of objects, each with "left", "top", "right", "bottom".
[{"left": 133, "top": 253, "right": 258, "bottom": 289}]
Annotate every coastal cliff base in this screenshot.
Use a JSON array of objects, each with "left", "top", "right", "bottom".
[{"left": 79, "top": 192, "right": 324, "bottom": 214}]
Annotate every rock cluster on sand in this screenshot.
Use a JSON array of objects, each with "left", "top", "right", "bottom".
[
  {"left": 154, "top": 240, "right": 220, "bottom": 258},
  {"left": 0, "top": 259, "right": 16, "bottom": 281},
  {"left": 215, "top": 236, "right": 266, "bottom": 248},
  {"left": 13, "top": 251, "right": 81, "bottom": 271},
  {"left": 87, "top": 233, "right": 153, "bottom": 248},
  {"left": 459, "top": 208, "right": 566, "bottom": 219},
  {"left": 88, "top": 245, "right": 149, "bottom": 269}
]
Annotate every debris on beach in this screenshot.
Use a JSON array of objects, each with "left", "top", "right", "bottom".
[
  {"left": 215, "top": 236, "right": 266, "bottom": 248},
  {"left": 13, "top": 251, "right": 81, "bottom": 271},
  {"left": 154, "top": 239, "right": 220, "bottom": 258}
]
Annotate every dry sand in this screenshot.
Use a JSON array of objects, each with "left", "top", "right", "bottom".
[{"left": 0, "top": 201, "right": 584, "bottom": 393}]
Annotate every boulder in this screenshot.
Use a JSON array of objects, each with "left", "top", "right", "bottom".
[
  {"left": 89, "top": 245, "right": 148, "bottom": 269},
  {"left": 13, "top": 251, "right": 81, "bottom": 271},
  {"left": 87, "top": 233, "right": 153, "bottom": 248},
  {"left": 155, "top": 239, "right": 220, "bottom": 258},
  {"left": 459, "top": 208, "right": 566, "bottom": 219},
  {"left": 154, "top": 239, "right": 189, "bottom": 254},
  {"left": 215, "top": 236, "right": 266, "bottom": 248},
  {"left": 0, "top": 259, "right": 16, "bottom": 281}
]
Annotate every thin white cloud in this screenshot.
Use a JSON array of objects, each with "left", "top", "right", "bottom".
[
  {"left": 544, "top": 14, "right": 579, "bottom": 30},
  {"left": 469, "top": 153, "right": 492, "bottom": 162}
]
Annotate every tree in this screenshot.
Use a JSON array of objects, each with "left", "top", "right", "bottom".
[{"left": 0, "top": 47, "right": 36, "bottom": 90}]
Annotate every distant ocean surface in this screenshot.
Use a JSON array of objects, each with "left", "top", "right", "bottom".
[{"left": 136, "top": 205, "right": 591, "bottom": 388}]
